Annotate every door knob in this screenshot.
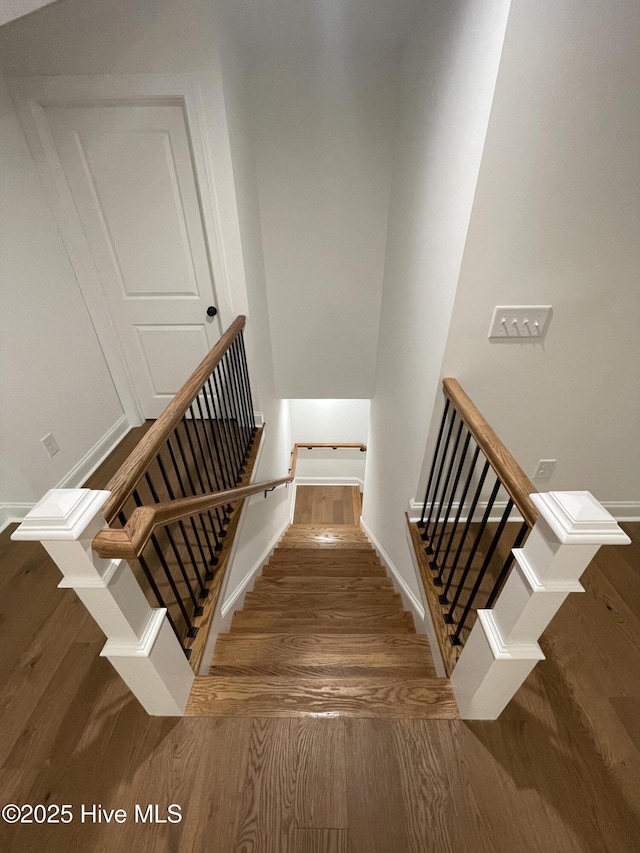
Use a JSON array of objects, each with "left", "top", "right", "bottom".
[{"left": 206, "top": 306, "right": 217, "bottom": 318}]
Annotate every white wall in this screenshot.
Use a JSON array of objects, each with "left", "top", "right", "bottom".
[
  {"left": 249, "top": 49, "right": 397, "bottom": 398},
  {"left": 0, "top": 75, "right": 125, "bottom": 523},
  {"left": 426, "top": 0, "right": 640, "bottom": 516},
  {"left": 362, "top": 0, "right": 512, "bottom": 599},
  {"left": 213, "top": 35, "right": 295, "bottom": 620},
  {"left": 0, "top": 0, "right": 257, "bottom": 519},
  {"left": 288, "top": 399, "right": 369, "bottom": 444}
]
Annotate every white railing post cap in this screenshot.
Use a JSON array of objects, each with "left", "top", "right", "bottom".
[
  {"left": 11, "top": 488, "right": 110, "bottom": 542},
  {"left": 530, "top": 491, "right": 631, "bottom": 546}
]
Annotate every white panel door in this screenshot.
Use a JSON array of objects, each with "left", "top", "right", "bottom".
[{"left": 46, "top": 103, "right": 222, "bottom": 418}]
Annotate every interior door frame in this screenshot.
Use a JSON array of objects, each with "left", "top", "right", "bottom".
[{"left": 8, "top": 73, "right": 235, "bottom": 427}]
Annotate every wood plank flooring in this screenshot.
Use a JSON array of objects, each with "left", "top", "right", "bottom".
[{"left": 1, "top": 464, "right": 639, "bottom": 850}]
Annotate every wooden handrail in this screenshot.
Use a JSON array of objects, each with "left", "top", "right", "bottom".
[
  {"left": 93, "top": 474, "right": 292, "bottom": 560},
  {"left": 289, "top": 442, "right": 367, "bottom": 479},
  {"left": 442, "top": 378, "right": 538, "bottom": 527},
  {"left": 102, "top": 316, "right": 246, "bottom": 523}
]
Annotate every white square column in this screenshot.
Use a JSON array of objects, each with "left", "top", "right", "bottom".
[
  {"left": 451, "top": 491, "right": 630, "bottom": 720},
  {"left": 12, "top": 489, "right": 194, "bottom": 716}
]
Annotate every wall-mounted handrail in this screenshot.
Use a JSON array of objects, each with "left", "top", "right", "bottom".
[
  {"left": 289, "top": 442, "right": 367, "bottom": 479},
  {"left": 442, "top": 379, "right": 538, "bottom": 527},
  {"left": 93, "top": 474, "right": 292, "bottom": 560},
  {"left": 102, "top": 315, "right": 247, "bottom": 524}
]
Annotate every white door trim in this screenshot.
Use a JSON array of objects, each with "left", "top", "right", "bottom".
[{"left": 8, "top": 73, "right": 235, "bottom": 427}]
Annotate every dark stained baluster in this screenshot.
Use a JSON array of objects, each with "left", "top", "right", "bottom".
[
  {"left": 221, "top": 352, "right": 244, "bottom": 480},
  {"left": 156, "top": 451, "right": 208, "bottom": 596},
  {"left": 451, "top": 497, "right": 514, "bottom": 645},
  {"left": 423, "top": 408, "right": 457, "bottom": 550},
  {"left": 429, "top": 417, "right": 465, "bottom": 578},
  {"left": 176, "top": 418, "right": 222, "bottom": 552},
  {"left": 437, "top": 443, "right": 480, "bottom": 592},
  {"left": 445, "top": 475, "right": 502, "bottom": 636},
  {"left": 211, "top": 366, "right": 239, "bottom": 487},
  {"left": 144, "top": 471, "right": 202, "bottom": 615},
  {"left": 132, "top": 489, "right": 196, "bottom": 639},
  {"left": 165, "top": 436, "right": 213, "bottom": 576},
  {"left": 442, "top": 458, "right": 490, "bottom": 600},
  {"left": 419, "top": 398, "right": 450, "bottom": 529},
  {"left": 230, "top": 337, "right": 251, "bottom": 458},
  {"left": 485, "top": 521, "right": 529, "bottom": 608},
  {"left": 226, "top": 344, "right": 248, "bottom": 467},
  {"left": 238, "top": 329, "right": 256, "bottom": 432}
]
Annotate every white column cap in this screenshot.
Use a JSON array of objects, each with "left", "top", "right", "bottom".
[
  {"left": 530, "top": 491, "right": 630, "bottom": 546},
  {"left": 11, "top": 489, "right": 110, "bottom": 541}
]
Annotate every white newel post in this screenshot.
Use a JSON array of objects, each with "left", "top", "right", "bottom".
[
  {"left": 451, "top": 491, "right": 630, "bottom": 720},
  {"left": 11, "top": 489, "right": 194, "bottom": 716}
]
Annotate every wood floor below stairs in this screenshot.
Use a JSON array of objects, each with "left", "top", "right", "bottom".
[{"left": 186, "top": 521, "right": 458, "bottom": 718}]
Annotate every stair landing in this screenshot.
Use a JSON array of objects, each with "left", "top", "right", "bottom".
[{"left": 186, "top": 521, "right": 457, "bottom": 718}]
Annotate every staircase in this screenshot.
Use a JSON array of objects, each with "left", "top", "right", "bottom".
[{"left": 186, "top": 523, "right": 458, "bottom": 717}]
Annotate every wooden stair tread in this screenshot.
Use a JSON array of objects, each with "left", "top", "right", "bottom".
[
  {"left": 242, "top": 590, "right": 401, "bottom": 610},
  {"left": 253, "top": 576, "right": 394, "bottom": 591},
  {"left": 186, "top": 675, "right": 458, "bottom": 718},
  {"left": 230, "top": 612, "right": 415, "bottom": 634},
  {"left": 212, "top": 632, "right": 436, "bottom": 677},
  {"left": 268, "top": 549, "right": 381, "bottom": 563}
]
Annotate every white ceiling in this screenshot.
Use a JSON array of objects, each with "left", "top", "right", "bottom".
[
  {"left": 214, "top": 0, "right": 425, "bottom": 52},
  {"left": 0, "top": 0, "right": 58, "bottom": 27}
]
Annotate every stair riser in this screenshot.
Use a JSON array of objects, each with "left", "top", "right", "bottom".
[
  {"left": 263, "top": 566, "right": 387, "bottom": 577},
  {"left": 242, "top": 591, "right": 401, "bottom": 610},
  {"left": 253, "top": 577, "right": 394, "bottom": 592}
]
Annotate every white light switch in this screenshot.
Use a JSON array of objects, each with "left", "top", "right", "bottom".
[{"left": 488, "top": 305, "right": 552, "bottom": 341}]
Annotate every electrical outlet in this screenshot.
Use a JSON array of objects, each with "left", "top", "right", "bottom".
[
  {"left": 41, "top": 432, "right": 60, "bottom": 458},
  {"left": 533, "top": 459, "right": 556, "bottom": 480},
  {"left": 488, "top": 305, "right": 552, "bottom": 340}
]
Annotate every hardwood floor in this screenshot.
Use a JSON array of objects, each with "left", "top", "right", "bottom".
[{"left": 1, "top": 461, "right": 639, "bottom": 849}]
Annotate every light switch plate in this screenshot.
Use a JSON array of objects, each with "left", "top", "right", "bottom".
[{"left": 488, "top": 305, "right": 552, "bottom": 341}]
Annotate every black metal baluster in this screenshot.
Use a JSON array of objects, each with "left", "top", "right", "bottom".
[
  {"left": 165, "top": 435, "right": 213, "bottom": 576},
  {"left": 227, "top": 342, "right": 249, "bottom": 464},
  {"left": 442, "top": 458, "right": 490, "bottom": 599},
  {"left": 132, "top": 489, "right": 196, "bottom": 638},
  {"left": 222, "top": 350, "right": 245, "bottom": 477},
  {"left": 437, "top": 443, "right": 479, "bottom": 591},
  {"left": 233, "top": 338, "right": 253, "bottom": 458},
  {"left": 238, "top": 329, "right": 256, "bottom": 432},
  {"left": 156, "top": 450, "right": 208, "bottom": 595},
  {"left": 206, "top": 374, "right": 233, "bottom": 492},
  {"left": 200, "top": 378, "right": 232, "bottom": 525},
  {"left": 485, "top": 521, "right": 529, "bottom": 608},
  {"left": 451, "top": 497, "right": 514, "bottom": 645},
  {"left": 230, "top": 337, "right": 251, "bottom": 458},
  {"left": 187, "top": 403, "right": 227, "bottom": 542},
  {"left": 419, "top": 398, "right": 450, "bottom": 529},
  {"left": 144, "top": 471, "right": 202, "bottom": 615},
  {"left": 423, "top": 408, "right": 457, "bottom": 550},
  {"left": 445, "top": 474, "right": 502, "bottom": 635},
  {"left": 175, "top": 419, "right": 221, "bottom": 554},
  {"left": 117, "top": 509, "right": 177, "bottom": 636},
  {"left": 218, "top": 361, "right": 241, "bottom": 486},
  {"left": 429, "top": 417, "right": 465, "bottom": 577},
  {"left": 211, "top": 366, "right": 240, "bottom": 487},
  {"left": 194, "top": 389, "right": 228, "bottom": 525}
]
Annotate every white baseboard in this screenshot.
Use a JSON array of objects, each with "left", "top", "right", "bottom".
[
  {"left": 360, "top": 517, "right": 425, "bottom": 620},
  {"left": 221, "top": 513, "right": 290, "bottom": 618},
  {"left": 600, "top": 503, "right": 640, "bottom": 522},
  {"left": 58, "top": 415, "right": 131, "bottom": 489},
  {"left": 409, "top": 498, "right": 640, "bottom": 524},
  {"left": 0, "top": 503, "right": 34, "bottom": 533},
  {"left": 295, "top": 476, "right": 364, "bottom": 490},
  {"left": 254, "top": 411, "right": 264, "bottom": 427},
  {"left": 1, "top": 416, "right": 131, "bottom": 533}
]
